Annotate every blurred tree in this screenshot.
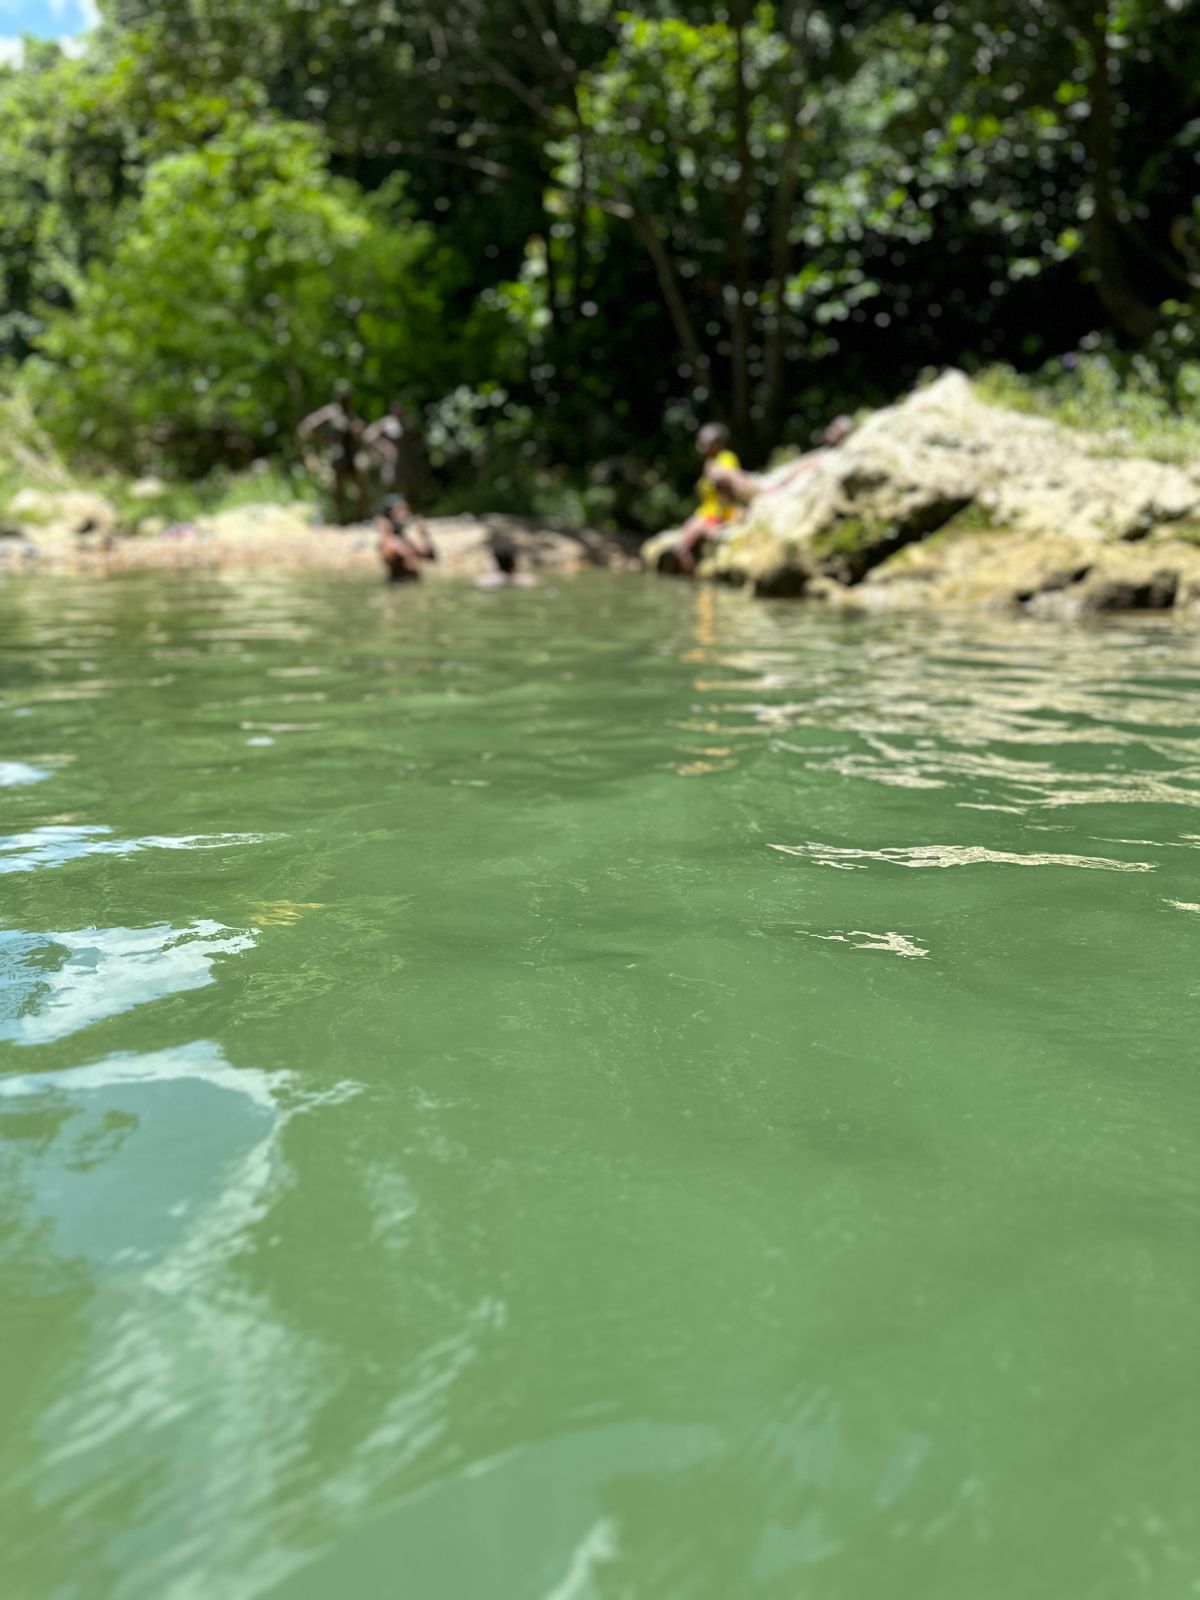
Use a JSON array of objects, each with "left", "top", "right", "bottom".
[
  {"left": 929, "top": 0, "right": 1200, "bottom": 342},
  {"left": 1, "top": 0, "right": 1196, "bottom": 504},
  {"left": 0, "top": 46, "right": 134, "bottom": 363},
  {"left": 24, "top": 118, "right": 468, "bottom": 473}
]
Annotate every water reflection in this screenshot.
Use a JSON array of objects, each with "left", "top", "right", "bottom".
[
  {"left": 0, "top": 921, "right": 256, "bottom": 1045},
  {"left": 0, "top": 1042, "right": 358, "bottom": 1597},
  {"left": 0, "top": 826, "right": 274, "bottom": 875},
  {"left": 0, "top": 761, "right": 49, "bottom": 787},
  {"left": 768, "top": 842, "right": 1156, "bottom": 873},
  {"left": 3, "top": 576, "right": 1200, "bottom": 1598},
  {"left": 0, "top": 1041, "right": 277, "bottom": 1264},
  {"left": 660, "top": 591, "right": 1200, "bottom": 816}
]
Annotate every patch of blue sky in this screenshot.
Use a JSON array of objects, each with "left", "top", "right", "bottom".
[
  {"left": 0, "top": 0, "right": 95, "bottom": 36},
  {"left": 1, "top": 0, "right": 97, "bottom": 65}
]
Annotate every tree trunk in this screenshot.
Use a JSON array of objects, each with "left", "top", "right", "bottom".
[
  {"left": 729, "top": 0, "right": 752, "bottom": 448},
  {"left": 629, "top": 210, "right": 721, "bottom": 417},
  {"left": 1080, "top": 10, "right": 1159, "bottom": 344},
  {"left": 539, "top": 224, "right": 563, "bottom": 340},
  {"left": 572, "top": 108, "right": 589, "bottom": 321},
  {"left": 762, "top": 0, "right": 807, "bottom": 445}
]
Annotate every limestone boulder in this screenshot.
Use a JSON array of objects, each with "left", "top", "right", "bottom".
[
  {"left": 7, "top": 488, "right": 121, "bottom": 542},
  {"left": 646, "top": 369, "right": 1200, "bottom": 611},
  {"left": 197, "top": 502, "right": 316, "bottom": 544},
  {"left": 861, "top": 526, "right": 1200, "bottom": 615},
  {"left": 129, "top": 476, "right": 168, "bottom": 501}
]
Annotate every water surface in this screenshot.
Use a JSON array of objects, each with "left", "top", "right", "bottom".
[{"left": 2, "top": 572, "right": 1199, "bottom": 1599}]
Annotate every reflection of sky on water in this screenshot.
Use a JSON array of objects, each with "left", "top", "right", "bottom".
[
  {"left": 0, "top": 825, "right": 274, "bottom": 874},
  {"left": 0, "top": 921, "right": 256, "bottom": 1045},
  {"left": 0, "top": 761, "right": 49, "bottom": 787},
  {"left": 0, "top": 1042, "right": 277, "bottom": 1266},
  {"left": 0, "top": 1040, "right": 359, "bottom": 1595}
]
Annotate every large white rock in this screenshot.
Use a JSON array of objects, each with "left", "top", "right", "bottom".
[
  {"left": 650, "top": 371, "right": 1200, "bottom": 605},
  {"left": 6, "top": 488, "right": 121, "bottom": 540}
]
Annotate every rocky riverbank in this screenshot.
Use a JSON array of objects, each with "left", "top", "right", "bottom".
[
  {"left": 0, "top": 495, "right": 625, "bottom": 579},
  {"left": 8, "top": 371, "right": 1200, "bottom": 614},
  {"left": 644, "top": 371, "right": 1200, "bottom": 616}
]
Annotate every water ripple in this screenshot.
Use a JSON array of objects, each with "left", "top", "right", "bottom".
[
  {"left": 0, "top": 761, "right": 50, "bottom": 787},
  {"left": 0, "top": 826, "right": 276, "bottom": 875},
  {"left": 0, "top": 921, "right": 256, "bottom": 1045},
  {"left": 770, "top": 842, "right": 1156, "bottom": 872},
  {"left": 807, "top": 929, "right": 929, "bottom": 958}
]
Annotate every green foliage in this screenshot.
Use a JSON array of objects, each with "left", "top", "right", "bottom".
[
  {"left": 0, "top": 0, "right": 1197, "bottom": 528},
  {"left": 422, "top": 381, "right": 688, "bottom": 531},
  {"left": 929, "top": 503, "right": 1001, "bottom": 541},
  {"left": 0, "top": 390, "right": 70, "bottom": 488},
  {"left": 977, "top": 305, "right": 1200, "bottom": 466},
  {"left": 107, "top": 460, "right": 320, "bottom": 530},
  {"left": 809, "top": 515, "right": 899, "bottom": 583},
  {"left": 20, "top": 118, "right": 468, "bottom": 474}
]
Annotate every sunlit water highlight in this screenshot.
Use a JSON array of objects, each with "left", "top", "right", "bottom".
[{"left": 2, "top": 573, "right": 1199, "bottom": 1599}]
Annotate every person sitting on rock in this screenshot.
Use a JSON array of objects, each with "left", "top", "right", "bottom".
[
  {"left": 670, "top": 423, "right": 748, "bottom": 575},
  {"left": 669, "top": 415, "right": 857, "bottom": 575},
  {"left": 719, "top": 414, "right": 856, "bottom": 502},
  {"left": 297, "top": 383, "right": 367, "bottom": 525},
  {"left": 375, "top": 495, "right": 436, "bottom": 582},
  {"left": 769, "top": 415, "right": 855, "bottom": 489}
]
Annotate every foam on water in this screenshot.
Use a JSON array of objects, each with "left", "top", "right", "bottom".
[{"left": 769, "top": 841, "right": 1157, "bottom": 871}]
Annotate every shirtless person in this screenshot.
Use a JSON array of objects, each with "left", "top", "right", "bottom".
[
  {"left": 375, "top": 495, "right": 437, "bottom": 582},
  {"left": 710, "top": 414, "right": 856, "bottom": 501},
  {"left": 770, "top": 414, "right": 855, "bottom": 489},
  {"left": 297, "top": 383, "right": 366, "bottom": 525},
  {"left": 363, "top": 400, "right": 422, "bottom": 501}
]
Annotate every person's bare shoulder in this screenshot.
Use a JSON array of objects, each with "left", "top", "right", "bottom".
[{"left": 298, "top": 403, "right": 337, "bottom": 434}]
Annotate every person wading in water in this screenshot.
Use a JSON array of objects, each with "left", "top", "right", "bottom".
[
  {"left": 375, "top": 494, "right": 437, "bottom": 582},
  {"left": 475, "top": 534, "right": 538, "bottom": 589},
  {"left": 297, "top": 383, "right": 367, "bottom": 525}
]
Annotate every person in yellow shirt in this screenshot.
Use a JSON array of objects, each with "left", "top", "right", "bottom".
[
  {"left": 671, "top": 422, "right": 748, "bottom": 574},
  {"left": 668, "top": 415, "right": 856, "bottom": 574}
]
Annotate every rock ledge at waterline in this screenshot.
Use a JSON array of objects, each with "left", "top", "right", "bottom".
[
  {"left": 644, "top": 371, "right": 1200, "bottom": 616},
  {"left": 0, "top": 501, "right": 624, "bottom": 578}
]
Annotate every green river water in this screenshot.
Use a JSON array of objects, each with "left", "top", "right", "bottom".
[{"left": 2, "top": 571, "right": 1199, "bottom": 1599}]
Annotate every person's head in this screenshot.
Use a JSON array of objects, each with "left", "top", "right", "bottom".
[
  {"left": 388, "top": 398, "right": 407, "bottom": 419},
  {"left": 379, "top": 494, "right": 409, "bottom": 529},
  {"left": 822, "top": 414, "right": 854, "bottom": 449},
  {"left": 491, "top": 536, "right": 517, "bottom": 576},
  {"left": 696, "top": 422, "right": 731, "bottom": 459},
  {"left": 334, "top": 380, "right": 355, "bottom": 409}
]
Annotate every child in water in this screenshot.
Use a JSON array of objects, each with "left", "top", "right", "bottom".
[{"left": 475, "top": 535, "right": 538, "bottom": 589}]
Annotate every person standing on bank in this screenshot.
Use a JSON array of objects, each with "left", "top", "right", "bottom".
[
  {"left": 297, "top": 383, "right": 368, "bottom": 526},
  {"left": 363, "top": 399, "right": 423, "bottom": 502}
]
